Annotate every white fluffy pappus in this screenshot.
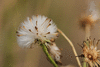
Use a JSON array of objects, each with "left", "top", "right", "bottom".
[
  {"left": 47, "top": 42, "right": 62, "bottom": 65},
  {"left": 87, "top": 1, "right": 99, "bottom": 21},
  {"left": 16, "top": 15, "right": 58, "bottom": 48}
]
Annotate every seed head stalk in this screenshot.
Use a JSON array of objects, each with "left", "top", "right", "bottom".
[
  {"left": 83, "top": 24, "right": 91, "bottom": 67},
  {"left": 41, "top": 43, "right": 58, "bottom": 67},
  {"left": 85, "top": 24, "right": 91, "bottom": 40},
  {"left": 57, "top": 29, "right": 82, "bottom": 67}
]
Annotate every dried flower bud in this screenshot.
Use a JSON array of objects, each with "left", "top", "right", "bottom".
[
  {"left": 79, "top": 38, "right": 100, "bottom": 67},
  {"left": 47, "top": 42, "right": 62, "bottom": 65},
  {"left": 79, "top": 1, "right": 99, "bottom": 30}
]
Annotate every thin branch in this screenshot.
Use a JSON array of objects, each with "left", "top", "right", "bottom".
[{"left": 57, "top": 28, "right": 82, "bottom": 67}]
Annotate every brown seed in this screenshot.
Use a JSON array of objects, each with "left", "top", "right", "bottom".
[
  {"left": 36, "top": 15, "right": 38, "bottom": 17},
  {"left": 56, "top": 33, "right": 59, "bottom": 37},
  {"left": 29, "top": 29, "right": 32, "bottom": 32},
  {"left": 47, "top": 24, "right": 51, "bottom": 28},
  {"left": 16, "top": 31, "right": 19, "bottom": 33},
  {"left": 50, "top": 43, "right": 53, "bottom": 45},
  {"left": 17, "top": 35, "right": 23, "bottom": 36},
  {"left": 19, "top": 27, "right": 23, "bottom": 30},
  {"left": 59, "top": 48, "right": 63, "bottom": 51},
  {"left": 49, "top": 19, "right": 51, "bottom": 23},
  {"left": 35, "top": 26, "right": 38, "bottom": 32},
  {"left": 23, "top": 26, "right": 26, "bottom": 29},
  {"left": 50, "top": 39, "right": 55, "bottom": 42},
  {"left": 47, "top": 32, "right": 50, "bottom": 34},
  {"left": 41, "top": 18, "right": 48, "bottom": 26},
  {"left": 36, "top": 21, "right": 37, "bottom": 26},
  {"left": 44, "top": 36, "right": 46, "bottom": 37},
  {"left": 29, "top": 18, "right": 32, "bottom": 22},
  {"left": 46, "top": 18, "right": 49, "bottom": 20},
  {"left": 36, "top": 33, "right": 38, "bottom": 35}
]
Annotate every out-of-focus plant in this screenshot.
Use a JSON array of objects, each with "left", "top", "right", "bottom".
[{"left": 78, "top": 1, "right": 100, "bottom": 67}]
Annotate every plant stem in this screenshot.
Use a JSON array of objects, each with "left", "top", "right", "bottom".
[
  {"left": 41, "top": 44, "right": 58, "bottom": 67},
  {"left": 83, "top": 58, "right": 87, "bottom": 67},
  {"left": 83, "top": 24, "right": 91, "bottom": 67},
  {"left": 85, "top": 24, "right": 91, "bottom": 39},
  {"left": 57, "top": 28, "right": 82, "bottom": 67}
]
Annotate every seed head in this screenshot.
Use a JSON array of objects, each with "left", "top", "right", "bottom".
[{"left": 16, "top": 15, "right": 58, "bottom": 48}]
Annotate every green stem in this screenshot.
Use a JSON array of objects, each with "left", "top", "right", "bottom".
[
  {"left": 83, "top": 41, "right": 89, "bottom": 67},
  {"left": 83, "top": 58, "right": 86, "bottom": 67},
  {"left": 41, "top": 44, "right": 58, "bottom": 67}
]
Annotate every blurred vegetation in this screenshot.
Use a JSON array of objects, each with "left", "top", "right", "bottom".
[{"left": 0, "top": 0, "right": 100, "bottom": 67}]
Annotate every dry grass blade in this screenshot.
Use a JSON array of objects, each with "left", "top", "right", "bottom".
[{"left": 57, "top": 28, "right": 82, "bottom": 67}]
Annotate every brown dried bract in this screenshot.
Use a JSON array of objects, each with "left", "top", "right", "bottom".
[{"left": 79, "top": 38, "right": 100, "bottom": 67}]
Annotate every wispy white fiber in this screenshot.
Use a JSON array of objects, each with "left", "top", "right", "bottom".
[
  {"left": 87, "top": 1, "right": 99, "bottom": 21},
  {"left": 16, "top": 15, "right": 58, "bottom": 48},
  {"left": 47, "top": 42, "right": 62, "bottom": 64}
]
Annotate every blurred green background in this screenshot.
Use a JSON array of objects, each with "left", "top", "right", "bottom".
[{"left": 0, "top": 0, "right": 100, "bottom": 67}]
